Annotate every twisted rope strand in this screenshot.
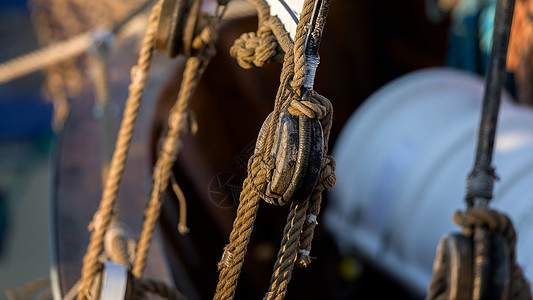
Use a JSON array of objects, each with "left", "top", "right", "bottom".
[
  {"left": 215, "top": 1, "right": 334, "bottom": 299},
  {"left": 132, "top": 14, "right": 219, "bottom": 278},
  {"left": 289, "top": 0, "right": 315, "bottom": 92},
  {"left": 78, "top": 2, "right": 162, "bottom": 298},
  {"left": 214, "top": 156, "right": 267, "bottom": 300},
  {"left": 265, "top": 201, "right": 308, "bottom": 300}
]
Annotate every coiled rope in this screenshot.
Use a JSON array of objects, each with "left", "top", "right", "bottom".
[{"left": 214, "top": 0, "right": 335, "bottom": 299}]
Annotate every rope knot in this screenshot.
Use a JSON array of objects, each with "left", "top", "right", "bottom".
[
  {"left": 286, "top": 90, "right": 331, "bottom": 121},
  {"left": 453, "top": 208, "right": 515, "bottom": 245},
  {"left": 316, "top": 155, "right": 336, "bottom": 192},
  {"left": 168, "top": 109, "right": 198, "bottom": 136},
  {"left": 230, "top": 25, "right": 284, "bottom": 69}
]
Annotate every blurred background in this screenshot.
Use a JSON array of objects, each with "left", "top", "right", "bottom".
[{"left": 0, "top": 0, "right": 54, "bottom": 294}]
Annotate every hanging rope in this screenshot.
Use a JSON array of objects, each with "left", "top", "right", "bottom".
[
  {"left": 132, "top": 10, "right": 220, "bottom": 278},
  {"left": 170, "top": 172, "right": 191, "bottom": 235},
  {"left": 215, "top": 0, "right": 335, "bottom": 299},
  {"left": 427, "top": 0, "right": 532, "bottom": 298},
  {"left": 78, "top": 2, "right": 163, "bottom": 298}
]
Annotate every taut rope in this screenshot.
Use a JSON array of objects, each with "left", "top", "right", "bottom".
[
  {"left": 78, "top": 2, "right": 163, "bottom": 298},
  {"left": 214, "top": 0, "right": 335, "bottom": 299}
]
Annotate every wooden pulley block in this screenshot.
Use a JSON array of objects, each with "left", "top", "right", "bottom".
[
  {"left": 255, "top": 109, "right": 323, "bottom": 205},
  {"left": 155, "top": 0, "right": 203, "bottom": 57},
  {"left": 433, "top": 233, "right": 511, "bottom": 300}
]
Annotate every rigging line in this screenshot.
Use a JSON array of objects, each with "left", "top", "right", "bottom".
[{"left": 0, "top": 0, "right": 153, "bottom": 84}]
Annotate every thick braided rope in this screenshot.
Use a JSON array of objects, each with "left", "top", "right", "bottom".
[
  {"left": 263, "top": 93, "right": 335, "bottom": 297},
  {"left": 214, "top": 156, "right": 268, "bottom": 300},
  {"left": 212, "top": 51, "right": 298, "bottom": 300},
  {"left": 264, "top": 201, "right": 309, "bottom": 300},
  {"left": 229, "top": 0, "right": 294, "bottom": 69},
  {"left": 132, "top": 17, "right": 218, "bottom": 277},
  {"left": 215, "top": 0, "right": 332, "bottom": 298},
  {"left": 296, "top": 155, "right": 335, "bottom": 267},
  {"left": 265, "top": 96, "right": 335, "bottom": 296},
  {"left": 78, "top": 2, "right": 162, "bottom": 298},
  {"left": 288, "top": 0, "right": 315, "bottom": 92},
  {"left": 295, "top": 92, "right": 335, "bottom": 267},
  {"left": 262, "top": 0, "right": 330, "bottom": 294},
  {"left": 213, "top": 53, "right": 297, "bottom": 300}
]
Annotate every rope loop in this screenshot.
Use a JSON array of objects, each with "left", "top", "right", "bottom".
[
  {"left": 316, "top": 155, "right": 336, "bottom": 193},
  {"left": 247, "top": 153, "right": 287, "bottom": 206},
  {"left": 230, "top": 25, "right": 284, "bottom": 69},
  {"left": 287, "top": 96, "right": 327, "bottom": 119},
  {"left": 286, "top": 90, "right": 332, "bottom": 122},
  {"left": 453, "top": 208, "right": 515, "bottom": 248}
]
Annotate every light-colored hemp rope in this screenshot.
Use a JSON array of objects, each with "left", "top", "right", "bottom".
[
  {"left": 214, "top": 155, "right": 269, "bottom": 300},
  {"left": 215, "top": 0, "right": 335, "bottom": 298},
  {"left": 295, "top": 92, "right": 335, "bottom": 267},
  {"left": 78, "top": 2, "right": 162, "bottom": 298},
  {"left": 264, "top": 201, "right": 309, "bottom": 300},
  {"left": 0, "top": 33, "right": 92, "bottom": 84},
  {"left": 263, "top": 0, "right": 333, "bottom": 297},
  {"left": 132, "top": 13, "right": 220, "bottom": 278},
  {"left": 170, "top": 172, "right": 190, "bottom": 235},
  {"left": 214, "top": 48, "right": 295, "bottom": 300}
]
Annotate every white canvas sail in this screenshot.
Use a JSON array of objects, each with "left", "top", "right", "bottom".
[{"left": 264, "top": 0, "right": 306, "bottom": 40}]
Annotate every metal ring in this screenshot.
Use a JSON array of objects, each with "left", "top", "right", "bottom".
[{"left": 98, "top": 261, "right": 128, "bottom": 300}]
